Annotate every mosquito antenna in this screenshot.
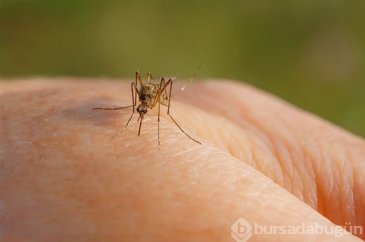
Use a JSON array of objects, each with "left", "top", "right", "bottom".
[{"left": 172, "top": 63, "right": 202, "bottom": 96}]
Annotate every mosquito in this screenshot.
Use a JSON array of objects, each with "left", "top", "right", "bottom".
[{"left": 93, "top": 71, "right": 201, "bottom": 145}]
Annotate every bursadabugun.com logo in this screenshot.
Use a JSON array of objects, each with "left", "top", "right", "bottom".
[
  {"left": 231, "top": 218, "right": 253, "bottom": 242},
  {"left": 231, "top": 218, "right": 363, "bottom": 242}
]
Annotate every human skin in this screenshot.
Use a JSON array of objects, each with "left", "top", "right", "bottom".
[{"left": 0, "top": 79, "right": 365, "bottom": 242}]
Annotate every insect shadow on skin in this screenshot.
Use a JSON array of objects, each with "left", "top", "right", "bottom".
[{"left": 93, "top": 71, "right": 201, "bottom": 145}]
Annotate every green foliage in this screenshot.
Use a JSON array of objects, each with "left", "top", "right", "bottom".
[{"left": 1, "top": 0, "right": 364, "bottom": 137}]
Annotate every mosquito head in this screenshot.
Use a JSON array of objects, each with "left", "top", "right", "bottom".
[{"left": 137, "top": 104, "right": 148, "bottom": 117}]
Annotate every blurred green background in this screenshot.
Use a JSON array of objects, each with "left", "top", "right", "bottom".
[{"left": 1, "top": 0, "right": 364, "bottom": 137}]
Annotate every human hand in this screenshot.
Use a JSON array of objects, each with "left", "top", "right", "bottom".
[{"left": 1, "top": 79, "right": 364, "bottom": 241}]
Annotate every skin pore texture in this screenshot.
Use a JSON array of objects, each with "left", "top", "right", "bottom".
[{"left": 0, "top": 79, "right": 365, "bottom": 242}]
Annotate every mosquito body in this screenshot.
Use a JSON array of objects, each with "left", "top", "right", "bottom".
[{"left": 93, "top": 71, "right": 201, "bottom": 145}]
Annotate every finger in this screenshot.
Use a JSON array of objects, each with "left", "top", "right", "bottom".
[
  {"left": 177, "top": 81, "right": 365, "bottom": 234},
  {"left": 0, "top": 79, "right": 362, "bottom": 241}
]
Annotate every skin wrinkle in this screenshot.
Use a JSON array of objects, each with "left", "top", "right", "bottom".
[
  {"left": 317, "top": 141, "right": 354, "bottom": 225},
  {"left": 183, "top": 83, "right": 294, "bottom": 191},
  {"left": 318, "top": 140, "right": 336, "bottom": 213},
  {"left": 286, "top": 103, "right": 340, "bottom": 210},
  {"left": 250, "top": 107, "right": 313, "bottom": 203},
  {"left": 179, "top": 81, "right": 365, "bottom": 233},
  {"left": 286, "top": 136, "right": 316, "bottom": 206},
  {"left": 210, "top": 83, "right": 291, "bottom": 172},
  {"left": 334, "top": 151, "right": 346, "bottom": 224},
  {"left": 336, "top": 147, "right": 356, "bottom": 224},
  {"left": 303, "top": 156, "right": 318, "bottom": 209},
  {"left": 348, "top": 153, "right": 365, "bottom": 232},
  {"left": 177, "top": 85, "right": 288, "bottom": 184},
  {"left": 256, "top": 84, "right": 362, "bottom": 225},
  {"left": 345, "top": 149, "right": 357, "bottom": 222},
  {"left": 300, "top": 136, "right": 324, "bottom": 210},
  {"left": 347, "top": 148, "right": 364, "bottom": 231},
  {"left": 327, "top": 144, "right": 342, "bottom": 218},
  {"left": 344, "top": 162, "right": 356, "bottom": 226},
  {"left": 182, "top": 104, "right": 285, "bottom": 182},
  {"left": 241, "top": 136, "right": 255, "bottom": 168},
  {"left": 355, "top": 162, "right": 365, "bottom": 234},
  {"left": 196, "top": 83, "right": 277, "bottom": 153},
  {"left": 272, "top": 129, "right": 302, "bottom": 195},
  {"left": 273, "top": 107, "right": 319, "bottom": 206},
  {"left": 195, "top": 90, "right": 288, "bottom": 190},
  {"left": 250, "top": 133, "right": 286, "bottom": 184},
  {"left": 195, "top": 83, "right": 314, "bottom": 200}
]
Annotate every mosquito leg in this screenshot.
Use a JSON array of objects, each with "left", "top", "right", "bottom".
[
  {"left": 110, "top": 111, "right": 134, "bottom": 140},
  {"left": 125, "top": 112, "right": 134, "bottom": 128},
  {"left": 135, "top": 70, "right": 143, "bottom": 89},
  {"left": 167, "top": 78, "right": 173, "bottom": 114},
  {"left": 93, "top": 105, "right": 133, "bottom": 110},
  {"left": 164, "top": 82, "right": 169, "bottom": 98},
  {"left": 131, "top": 82, "right": 135, "bottom": 113},
  {"left": 135, "top": 70, "right": 142, "bottom": 106},
  {"left": 152, "top": 78, "right": 172, "bottom": 114},
  {"left": 118, "top": 82, "right": 138, "bottom": 135},
  {"left": 160, "top": 77, "right": 168, "bottom": 97},
  {"left": 134, "top": 85, "right": 138, "bottom": 108},
  {"left": 157, "top": 97, "right": 161, "bottom": 145},
  {"left": 116, "top": 82, "right": 136, "bottom": 137},
  {"left": 157, "top": 77, "right": 168, "bottom": 145},
  {"left": 168, "top": 114, "right": 201, "bottom": 144},
  {"left": 132, "top": 79, "right": 140, "bottom": 107},
  {"left": 124, "top": 82, "right": 136, "bottom": 130},
  {"left": 164, "top": 79, "right": 201, "bottom": 144}
]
